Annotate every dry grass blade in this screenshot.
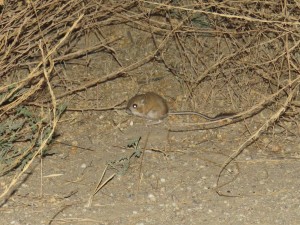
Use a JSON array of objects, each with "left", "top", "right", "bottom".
[{"left": 87, "top": 165, "right": 115, "bottom": 207}]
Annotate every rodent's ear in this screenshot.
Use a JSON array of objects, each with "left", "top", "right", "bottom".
[{"left": 140, "top": 98, "right": 145, "bottom": 105}]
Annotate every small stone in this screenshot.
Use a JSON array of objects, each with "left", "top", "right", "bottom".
[{"left": 148, "top": 193, "right": 156, "bottom": 202}]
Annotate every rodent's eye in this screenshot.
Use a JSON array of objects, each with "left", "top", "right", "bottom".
[{"left": 132, "top": 104, "right": 138, "bottom": 108}]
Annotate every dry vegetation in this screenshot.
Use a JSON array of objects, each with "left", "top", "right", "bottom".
[{"left": 0, "top": 0, "right": 300, "bottom": 201}]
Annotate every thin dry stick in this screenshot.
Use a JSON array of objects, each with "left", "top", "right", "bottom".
[
  {"left": 137, "top": 131, "right": 150, "bottom": 193},
  {"left": 87, "top": 165, "right": 115, "bottom": 207},
  {"left": 140, "top": 0, "right": 300, "bottom": 26},
  {"left": 216, "top": 84, "right": 298, "bottom": 196},
  {"left": 28, "top": 99, "right": 126, "bottom": 111},
  {"left": 49, "top": 218, "right": 105, "bottom": 224},
  {"left": 48, "top": 205, "right": 72, "bottom": 225}
]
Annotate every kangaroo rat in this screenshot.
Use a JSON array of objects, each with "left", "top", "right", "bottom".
[{"left": 126, "top": 92, "right": 234, "bottom": 121}]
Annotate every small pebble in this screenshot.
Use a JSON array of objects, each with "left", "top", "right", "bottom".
[{"left": 148, "top": 193, "right": 156, "bottom": 202}]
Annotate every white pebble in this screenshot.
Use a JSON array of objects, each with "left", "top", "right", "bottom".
[{"left": 148, "top": 193, "right": 156, "bottom": 201}]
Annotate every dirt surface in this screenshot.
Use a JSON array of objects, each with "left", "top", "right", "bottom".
[{"left": 1, "top": 21, "right": 300, "bottom": 225}]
